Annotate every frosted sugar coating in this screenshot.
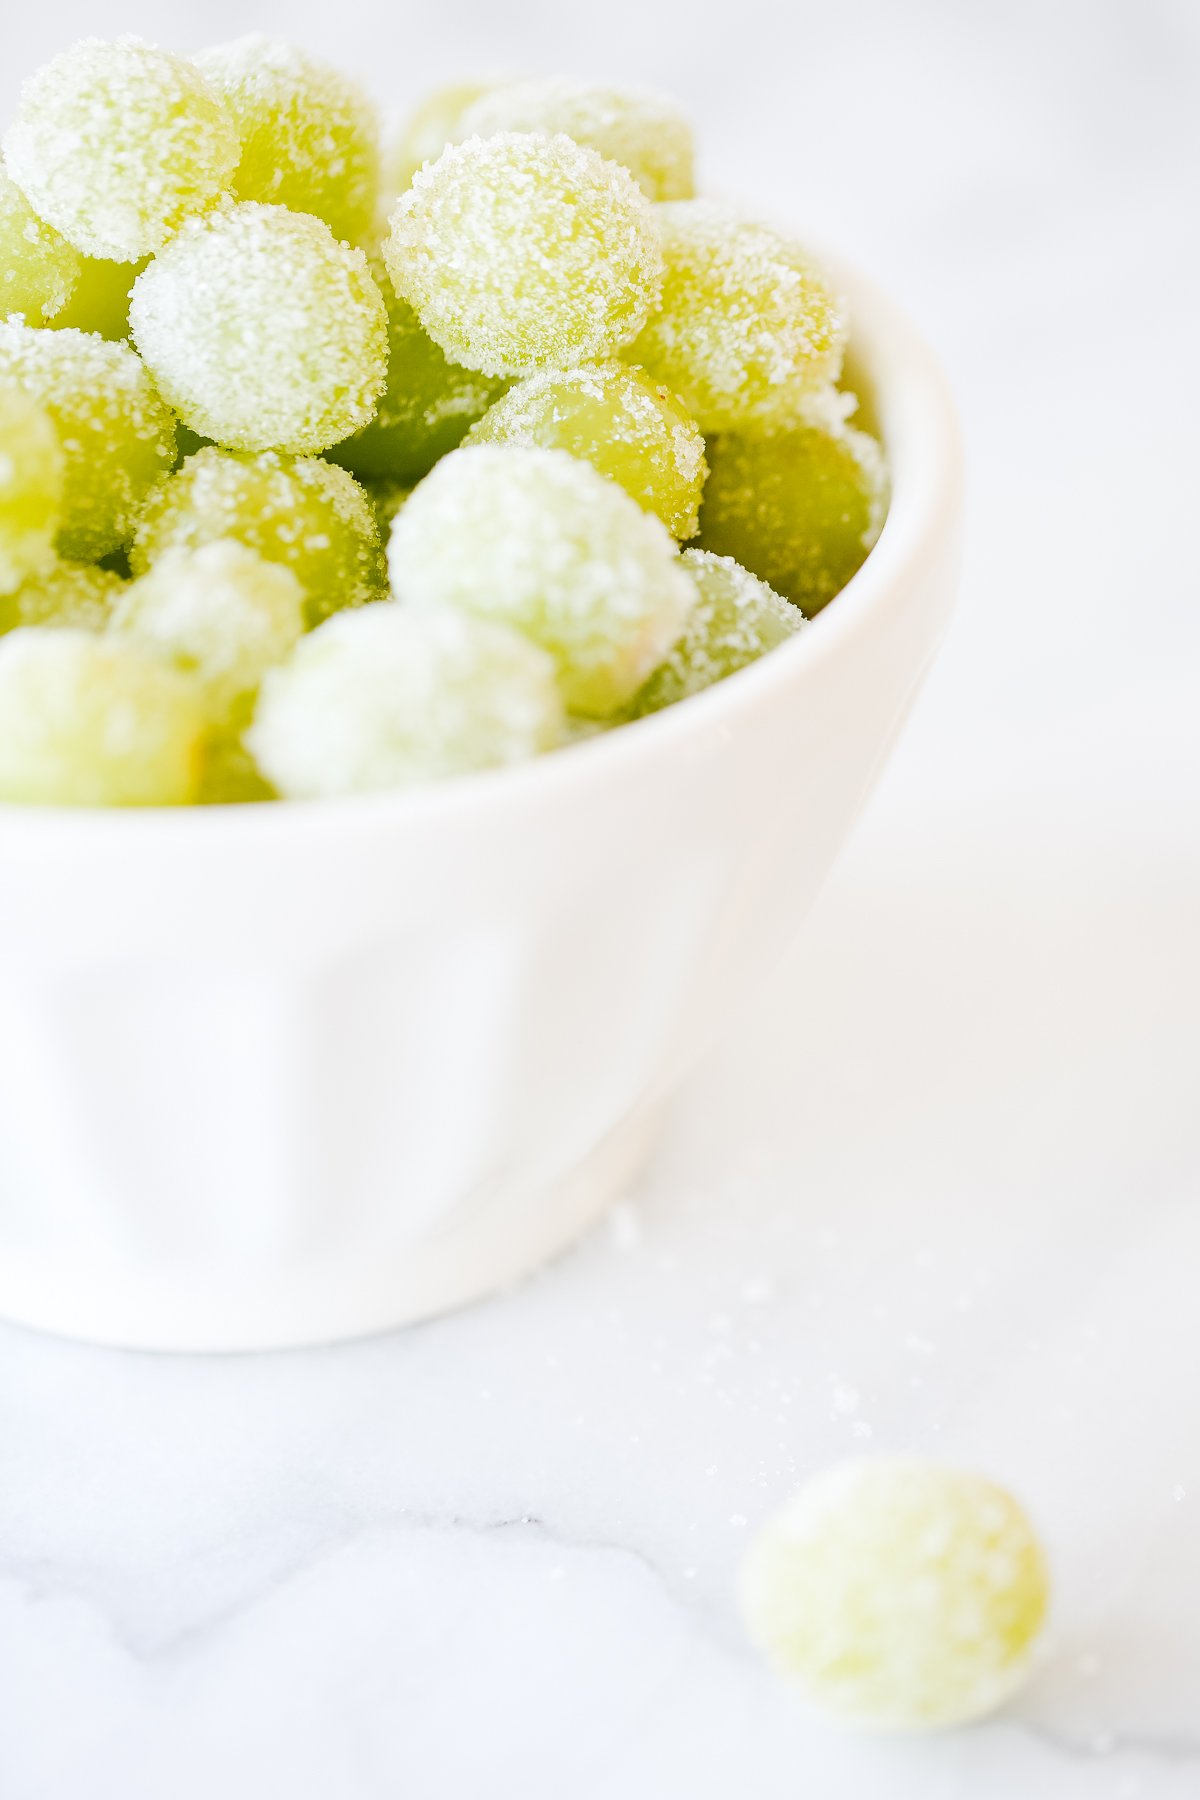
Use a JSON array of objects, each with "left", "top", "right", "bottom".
[
  {"left": 130, "top": 202, "right": 387, "bottom": 456},
  {"left": 329, "top": 275, "right": 507, "bottom": 484},
  {"left": 3, "top": 38, "right": 238, "bottom": 261},
  {"left": 249, "top": 601, "right": 564, "bottom": 798},
  {"left": 629, "top": 200, "right": 847, "bottom": 432},
  {"left": 384, "top": 80, "right": 501, "bottom": 199},
  {"left": 384, "top": 133, "right": 663, "bottom": 378},
  {"left": 740, "top": 1458, "right": 1049, "bottom": 1730},
  {"left": 113, "top": 540, "right": 306, "bottom": 721},
  {"left": 0, "top": 557, "right": 125, "bottom": 634},
  {"left": 466, "top": 360, "right": 706, "bottom": 538},
  {"left": 0, "top": 385, "right": 62, "bottom": 594},
  {"left": 460, "top": 79, "right": 694, "bottom": 202},
  {"left": 0, "top": 321, "right": 176, "bottom": 562},
  {"left": 698, "top": 399, "right": 887, "bottom": 614},
  {"left": 0, "top": 626, "right": 205, "bottom": 805},
  {"left": 197, "top": 36, "right": 381, "bottom": 248},
  {"left": 0, "top": 162, "right": 83, "bottom": 325},
  {"left": 389, "top": 444, "right": 694, "bottom": 717},
  {"left": 132, "top": 447, "right": 386, "bottom": 628},
  {"left": 632, "top": 549, "right": 801, "bottom": 713}
]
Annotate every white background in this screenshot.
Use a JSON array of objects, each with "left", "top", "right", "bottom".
[{"left": 2, "top": 2, "right": 1199, "bottom": 1795}]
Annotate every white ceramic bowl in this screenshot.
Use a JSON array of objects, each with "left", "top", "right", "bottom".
[{"left": 0, "top": 264, "right": 962, "bottom": 1351}]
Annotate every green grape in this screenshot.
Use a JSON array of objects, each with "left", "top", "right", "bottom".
[
  {"left": 53, "top": 255, "right": 144, "bottom": 341},
  {"left": 632, "top": 549, "right": 801, "bottom": 713},
  {"left": 740, "top": 1459, "right": 1050, "bottom": 1731},
  {"left": 467, "top": 360, "right": 706, "bottom": 538},
  {"left": 362, "top": 477, "right": 412, "bottom": 540},
  {"left": 389, "top": 444, "right": 693, "bottom": 717},
  {"left": 3, "top": 37, "right": 238, "bottom": 261},
  {"left": 460, "top": 80, "right": 694, "bottom": 202},
  {"left": 0, "top": 321, "right": 177, "bottom": 562},
  {"left": 0, "top": 385, "right": 62, "bottom": 594},
  {"left": 112, "top": 540, "right": 305, "bottom": 722},
  {"left": 0, "top": 557, "right": 125, "bottom": 634},
  {"left": 385, "top": 133, "right": 663, "bottom": 378},
  {"left": 130, "top": 202, "right": 387, "bottom": 456},
  {"left": 197, "top": 729, "right": 276, "bottom": 805},
  {"left": 628, "top": 201, "right": 846, "bottom": 432},
  {"left": 384, "top": 79, "right": 499, "bottom": 197},
  {"left": 0, "top": 160, "right": 83, "bottom": 324},
  {"left": 196, "top": 36, "right": 380, "bottom": 248},
  {"left": 249, "top": 601, "right": 564, "bottom": 798},
  {"left": 0, "top": 627, "right": 205, "bottom": 806},
  {"left": 329, "top": 277, "right": 507, "bottom": 484},
  {"left": 698, "top": 399, "right": 888, "bottom": 613},
  {"left": 132, "top": 447, "right": 386, "bottom": 628}
]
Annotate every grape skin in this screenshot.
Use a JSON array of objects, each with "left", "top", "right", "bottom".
[
  {"left": 0, "top": 627, "right": 206, "bottom": 806},
  {"left": 248, "top": 601, "right": 564, "bottom": 799},
  {"left": 3, "top": 37, "right": 239, "bottom": 261},
  {"left": 0, "top": 161, "right": 83, "bottom": 325},
  {"left": 0, "top": 321, "right": 176, "bottom": 562},
  {"left": 740, "top": 1459, "right": 1050, "bottom": 1730},
  {"left": 628, "top": 201, "right": 846, "bottom": 433},
  {"left": 698, "top": 398, "right": 888, "bottom": 614},
  {"left": 632, "top": 549, "right": 802, "bottom": 713},
  {"left": 459, "top": 79, "right": 694, "bottom": 202},
  {"left": 132, "top": 447, "right": 386, "bottom": 629},
  {"left": 384, "top": 133, "right": 664, "bottom": 378},
  {"left": 0, "top": 557, "right": 125, "bottom": 634},
  {"left": 388, "top": 444, "right": 694, "bottom": 718},
  {"left": 466, "top": 360, "right": 707, "bottom": 539},
  {"left": 130, "top": 202, "right": 388, "bottom": 456},
  {"left": 0, "top": 384, "right": 63, "bottom": 594},
  {"left": 384, "top": 79, "right": 499, "bottom": 199},
  {"left": 197, "top": 36, "right": 381, "bottom": 248}
]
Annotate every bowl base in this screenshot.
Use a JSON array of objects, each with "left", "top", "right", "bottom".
[{"left": 0, "top": 1104, "right": 662, "bottom": 1354}]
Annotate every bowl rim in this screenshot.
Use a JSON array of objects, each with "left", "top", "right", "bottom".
[{"left": 0, "top": 256, "right": 962, "bottom": 844}]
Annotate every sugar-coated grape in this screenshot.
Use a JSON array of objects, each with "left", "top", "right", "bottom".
[
  {"left": 383, "top": 80, "right": 499, "bottom": 197},
  {"left": 130, "top": 202, "right": 388, "bottom": 455},
  {"left": 698, "top": 399, "right": 888, "bottom": 613},
  {"left": 460, "top": 80, "right": 694, "bottom": 202},
  {"left": 0, "top": 627, "right": 205, "bottom": 805},
  {"left": 741, "top": 1459, "right": 1049, "bottom": 1731},
  {"left": 248, "top": 601, "right": 564, "bottom": 798},
  {"left": 329, "top": 276, "right": 507, "bottom": 483},
  {"left": 0, "top": 557, "right": 124, "bottom": 634},
  {"left": 389, "top": 444, "right": 693, "bottom": 717},
  {"left": 53, "top": 255, "right": 144, "bottom": 341},
  {"left": 628, "top": 201, "right": 846, "bottom": 432},
  {"left": 0, "top": 161, "right": 83, "bottom": 325},
  {"left": 113, "top": 540, "right": 305, "bottom": 721},
  {"left": 0, "top": 322, "right": 176, "bottom": 561},
  {"left": 632, "top": 549, "right": 801, "bottom": 713},
  {"left": 0, "top": 385, "right": 63, "bottom": 595},
  {"left": 197, "top": 36, "right": 380, "bottom": 248},
  {"left": 385, "top": 133, "right": 663, "bottom": 378},
  {"left": 466, "top": 361, "right": 706, "bottom": 539},
  {"left": 3, "top": 38, "right": 238, "bottom": 261},
  {"left": 132, "top": 447, "right": 386, "bottom": 627}
]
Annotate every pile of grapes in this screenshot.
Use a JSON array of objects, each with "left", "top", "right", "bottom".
[{"left": 0, "top": 39, "right": 887, "bottom": 806}]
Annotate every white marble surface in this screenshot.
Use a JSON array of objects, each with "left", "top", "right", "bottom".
[{"left": 2, "top": 1, "right": 1199, "bottom": 1794}]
